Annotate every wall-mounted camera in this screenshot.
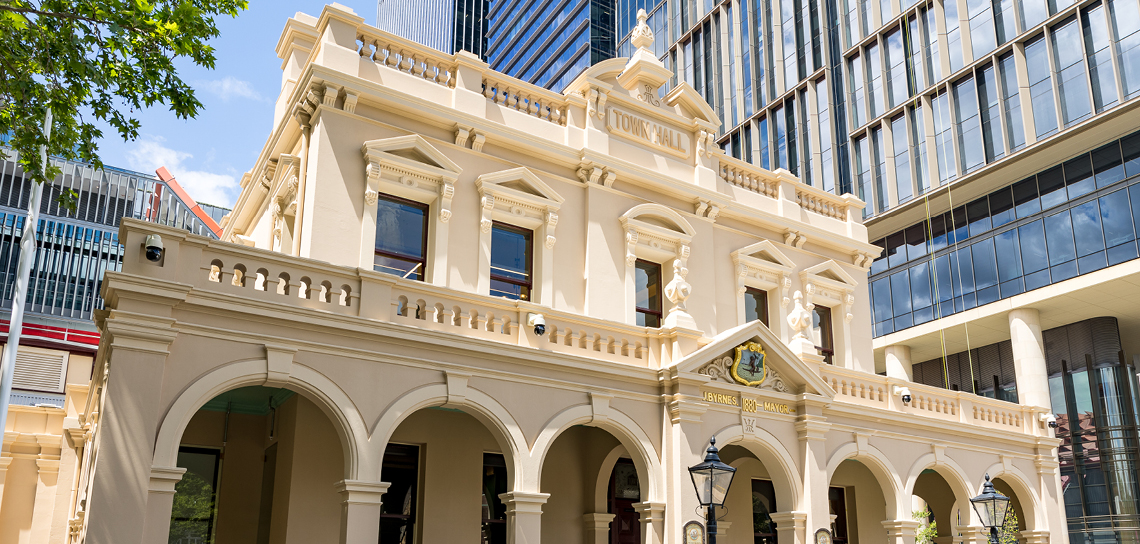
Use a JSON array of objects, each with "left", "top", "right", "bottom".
[
  {"left": 1041, "top": 413, "right": 1058, "bottom": 429},
  {"left": 144, "top": 234, "right": 164, "bottom": 262},
  {"left": 527, "top": 313, "right": 546, "bottom": 337},
  {"left": 893, "top": 385, "right": 912, "bottom": 404}
]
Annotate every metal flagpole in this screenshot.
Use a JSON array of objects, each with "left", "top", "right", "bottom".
[{"left": 0, "top": 107, "right": 53, "bottom": 435}]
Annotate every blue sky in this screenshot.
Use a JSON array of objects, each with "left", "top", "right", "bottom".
[{"left": 97, "top": 1, "right": 377, "bottom": 208}]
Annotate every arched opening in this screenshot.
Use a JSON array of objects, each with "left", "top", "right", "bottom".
[
  {"left": 991, "top": 476, "right": 1029, "bottom": 537},
  {"left": 381, "top": 406, "right": 518, "bottom": 543},
  {"left": 717, "top": 444, "right": 793, "bottom": 543},
  {"left": 911, "top": 468, "right": 968, "bottom": 543},
  {"left": 830, "top": 459, "right": 891, "bottom": 544},
  {"left": 539, "top": 427, "right": 645, "bottom": 544},
  {"left": 167, "top": 385, "right": 344, "bottom": 544}
]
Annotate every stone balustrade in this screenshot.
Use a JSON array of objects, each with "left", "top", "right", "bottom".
[
  {"left": 718, "top": 154, "right": 778, "bottom": 198},
  {"left": 481, "top": 74, "right": 568, "bottom": 126},
  {"left": 356, "top": 27, "right": 457, "bottom": 88}
]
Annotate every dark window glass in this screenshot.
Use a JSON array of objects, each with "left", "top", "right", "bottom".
[
  {"left": 375, "top": 195, "right": 429, "bottom": 280},
  {"left": 905, "top": 224, "right": 928, "bottom": 261},
  {"left": 972, "top": 238, "right": 999, "bottom": 289},
  {"left": 1013, "top": 176, "right": 1041, "bottom": 218},
  {"left": 929, "top": 215, "right": 949, "bottom": 252},
  {"left": 1092, "top": 141, "right": 1125, "bottom": 188},
  {"left": 1064, "top": 155, "right": 1095, "bottom": 199},
  {"left": 830, "top": 487, "right": 850, "bottom": 544},
  {"left": 1132, "top": 184, "right": 1140, "bottom": 242},
  {"left": 989, "top": 187, "right": 1015, "bottom": 227},
  {"left": 886, "top": 230, "right": 907, "bottom": 268},
  {"left": 910, "top": 262, "right": 933, "bottom": 312},
  {"left": 379, "top": 444, "right": 419, "bottom": 542},
  {"left": 870, "top": 238, "right": 889, "bottom": 274},
  {"left": 967, "top": 196, "right": 992, "bottom": 237},
  {"left": 872, "top": 277, "right": 893, "bottom": 324},
  {"left": 482, "top": 453, "right": 508, "bottom": 544},
  {"left": 170, "top": 447, "right": 220, "bottom": 544},
  {"left": 948, "top": 207, "right": 970, "bottom": 244},
  {"left": 635, "top": 259, "right": 662, "bottom": 327},
  {"left": 490, "top": 222, "right": 533, "bottom": 300},
  {"left": 1021, "top": 218, "right": 1044, "bottom": 273},
  {"left": 953, "top": 247, "right": 976, "bottom": 297},
  {"left": 745, "top": 287, "right": 770, "bottom": 326},
  {"left": 1123, "top": 131, "right": 1140, "bottom": 178},
  {"left": 933, "top": 254, "right": 954, "bottom": 304},
  {"left": 812, "top": 305, "right": 835, "bottom": 364},
  {"left": 891, "top": 271, "right": 912, "bottom": 316},
  {"left": 1038, "top": 166, "right": 1067, "bottom": 210},
  {"left": 1045, "top": 211, "right": 1077, "bottom": 266},
  {"left": 753, "top": 479, "right": 778, "bottom": 544},
  {"left": 1074, "top": 198, "right": 1107, "bottom": 253},
  {"left": 994, "top": 228, "right": 1022, "bottom": 282}
]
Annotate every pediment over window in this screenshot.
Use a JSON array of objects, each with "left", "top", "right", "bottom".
[
  {"left": 800, "top": 260, "right": 858, "bottom": 321},
  {"left": 475, "top": 168, "right": 563, "bottom": 243},
  {"left": 619, "top": 204, "right": 695, "bottom": 264},
  {"left": 731, "top": 240, "right": 794, "bottom": 296},
  {"left": 362, "top": 134, "right": 462, "bottom": 222},
  {"left": 665, "top": 83, "right": 719, "bottom": 125},
  {"left": 674, "top": 321, "right": 835, "bottom": 398}
]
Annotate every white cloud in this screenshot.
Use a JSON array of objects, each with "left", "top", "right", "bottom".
[
  {"left": 197, "top": 76, "right": 263, "bottom": 102},
  {"left": 126, "top": 136, "right": 240, "bottom": 207}
]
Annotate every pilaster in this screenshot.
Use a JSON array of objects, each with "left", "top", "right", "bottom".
[
  {"left": 29, "top": 457, "right": 61, "bottom": 544},
  {"left": 796, "top": 413, "right": 831, "bottom": 542},
  {"left": 770, "top": 511, "right": 808, "bottom": 544},
  {"left": 500, "top": 491, "right": 549, "bottom": 544},
  {"left": 140, "top": 466, "right": 186, "bottom": 544},
  {"left": 634, "top": 501, "right": 666, "bottom": 544},
  {"left": 583, "top": 512, "right": 615, "bottom": 544},
  {"left": 882, "top": 519, "right": 921, "bottom": 544},
  {"left": 957, "top": 525, "right": 989, "bottom": 544},
  {"left": 337, "top": 480, "right": 390, "bottom": 544},
  {"left": 1021, "top": 530, "right": 1051, "bottom": 544}
]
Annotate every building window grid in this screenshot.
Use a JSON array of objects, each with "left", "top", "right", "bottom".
[{"left": 869, "top": 129, "right": 1140, "bottom": 336}]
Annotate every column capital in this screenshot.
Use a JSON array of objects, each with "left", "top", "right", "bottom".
[
  {"left": 1020, "top": 530, "right": 1051, "bottom": 544},
  {"left": 881, "top": 519, "right": 922, "bottom": 535},
  {"left": 769, "top": 511, "right": 808, "bottom": 526},
  {"left": 795, "top": 415, "right": 831, "bottom": 440},
  {"left": 633, "top": 501, "right": 666, "bottom": 519},
  {"left": 335, "top": 479, "right": 390, "bottom": 505},
  {"left": 36, "top": 458, "right": 60, "bottom": 474},
  {"left": 956, "top": 525, "right": 989, "bottom": 544},
  {"left": 499, "top": 491, "right": 550, "bottom": 514},
  {"left": 0, "top": 457, "right": 12, "bottom": 471},
  {"left": 582, "top": 512, "right": 615, "bottom": 530},
  {"left": 148, "top": 466, "right": 187, "bottom": 494}
]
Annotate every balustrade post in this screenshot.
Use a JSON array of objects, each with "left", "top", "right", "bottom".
[{"left": 452, "top": 51, "right": 488, "bottom": 115}]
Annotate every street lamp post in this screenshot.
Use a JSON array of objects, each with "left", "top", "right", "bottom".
[
  {"left": 970, "top": 474, "right": 1011, "bottom": 544},
  {"left": 688, "top": 437, "right": 736, "bottom": 544}
]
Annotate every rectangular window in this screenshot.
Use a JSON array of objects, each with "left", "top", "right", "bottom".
[
  {"left": 817, "top": 78, "right": 836, "bottom": 192},
  {"left": 375, "top": 194, "right": 429, "bottom": 281},
  {"left": 753, "top": 479, "right": 778, "bottom": 544},
  {"left": 482, "top": 453, "right": 508, "bottom": 544},
  {"left": 490, "top": 222, "right": 533, "bottom": 300},
  {"left": 1052, "top": 17, "right": 1093, "bottom": 126},
  {"left": 907, "top": 15, "right": 927, "bottom": 92},
  {"left": 830, "top": 487, "right": 852, "bottom": 544},
  {"left": 910, "top": 106, "right": 930, "bottom": 194},
  {"left": 872, "top": 126, "right": 888, "bottom": 213},
  {"left": 1025, "top": 36, "right": 1059, "bottom": 138},
  {"left": 886, "top": 28, "right": 909, "bottom": 108},
  {"left": 866, "top": 42, "right": 885, "bottom": 119},
  {"left": 170, "top": 447, "right": 220, "bottom": 544},
  {"left": 759, "top": 116, "right": 771, "bottom": 169},
  {"left": 848, "top": 54, "right": 866, "bottom": 127},
  {"left": 1083, "top": 3, "right": 1120, "bottom": 112},
  {"left": 812, "top": 305, "right": 835, "bottom": 364},
  {"left": 969, "top": 0, "right": 998, "bottom": 59},
  {"left": 944, "top": 0, "right": 964, "bottom": 72},
  {"left": 846, "top": 0, "right": 862, "bottom": 47},
  {"left": 892, "top": 115, "right": 913, "bottom": 203},
  {"left": 933, "top": 92, "right": 957, "bottom": 184},
  {"left": 1109, "top": 0, "right": 1140, "bottom": 98},
  {"left": 1021, "top": 0, "right": 1049, "bottom": 29},
  {"left": 954, "top": 76, "right": 985, "bottom": 173},
  {"left": 635, "top": 259, "right": 663, "bottom": 327},
  {"left": 994, "top": 0, "right": 1016, "bottom": 44},
  {"left": 997, "top": 53, "right": 1025, "bottom": 151},
  {"left": 854, "top": 135, "right": 873, "bottom": 217},
  {"left": 379, "top": 444, "right": 419, "bottom": 542},
  {"left": 923, "top": 7, "right": 941, "bottom": 84},
  {"left": 782, "top": 0, "right": 799, "bottom": 89},
  {"left": 745, "top": 287, "right": 770, "bottom": 325},
  {"left": 742, "top": 0, "right": 756, "bottom": 118},
  {"left": 775, "top": 103, "right": 789, "bottom": 169},
  {"left": 977, "top": 64, "right": 1005, "bottom": 162}
]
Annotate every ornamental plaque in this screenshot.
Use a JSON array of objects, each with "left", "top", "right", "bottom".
[
  {"left": 731, "top": 341, "right": 767, "bottom": 387},
  {"left": 815, "top": 528, "right": 834, "bottom": 544},
  {"left": 684, "top": 521, "right": 706, "bottom": 544}
]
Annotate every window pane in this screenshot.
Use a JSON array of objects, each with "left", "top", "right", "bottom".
[
  {"left": 1083, "top": 4, "right": 1119, "bottom": 112},
  {"left": 994, "top": 228, "right": 1022, "bottom": 281},
  {"left": 1045, "top": 211, "right": 1077, "bottom": 266},
  {"left": 972, "top": 238, "right": 999, "bottom": 289},
  {"left": 1122, "top": 131, "right": 1140, "bottom": 178},
  {"left": 1100, "top": 190, "right": 1135, "bottom": 248},
  {"left": 1092, "top": 141, "right": 1125, "bottom": 188},
  {"left": 490, "top": 224, "right": 532, "bottom": 300},
  {"left": 990, "top": 187, "right": 1015, "bottom": 227},
  {"left": 954, "top": 76, "right": 985, "bottom": 173},
  {"left": 1064, "top": 154, "right": 1095, "bottom": 199},
  {"left": 635, "top": 260, "right": 662, "bottom": 325},
  {"left": 1019, "top": 220, "right": 1049, "bottom": 273},
  {"left": 1025, "top": 37, "right": 1059, "bottom": 138},
  {"left": 745, "top": 287, "right": 770, "bottom": 325},
  {"left": 376, "top": 196, "right": 427, "bottom": 259},
  {"left": 999, "top": 54, "right": 1026, "bottom": 151},
  {"left": 1038, "top": 165, "right": 1067, "bottom": 209},
  {"left": 891, "top": 270, "right": 912, "bottom": 315},
  {"left": 1071, "top": 200, "right": 1106, "bottom": 257},
  {"left": 1013, "top": 176, "right": 1041, "bottom": 218},
  {"left": 967, "top": 196, "right": 992, "bottom": 237},
  {"left": 872, "top": 277, "right": 893, "bottom": 324},
  {"left": 1052, "top": 17, "right": 1093, "bottom": 125},
  {"left": 910, "top": 261, "right": 933, "bottom": 310}
]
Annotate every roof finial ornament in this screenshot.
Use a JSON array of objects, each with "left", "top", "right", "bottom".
[{"left": 631, "top": 8, "right": 654, "bottom": 51}]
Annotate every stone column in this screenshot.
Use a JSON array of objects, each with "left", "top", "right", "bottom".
[
  {"left": 1021, "top": 530, "right": 1051, "bottom": 544},
  {"left": 500, "top": 491, "right": 549, "bottom": 544},
  {"left": 337, "top": 480, "right": 389, "bottom": 544},
  {"left": 29, "top": 457, "right": 61, "bottom": 543},
  {"left": 958, "top": 525, "right": 990, "bottom": 544},
  {"left": 1008, "top": 309, "right": 1050, "bottom": 408},
  {"left": 582, "top": 513, "right": 614, "bottom": 544},
  {"left": 882, "top": 519, "right": 921, "bottom": 544},
  {"left": 770, "top": 512, "right": 807, "bottom": 544},
  {"left": 82, "top": 315, "right": 178, "bottom": 544},
  {"left": 140, "top": 466, "right": 186, "bottom": 544},
  {"left": 796, "top": 408, "right": 831, "bottom": 544},
  {"left": 885, "top": 345, "right": 914, "bottom": 381},
  {"left": 634, "top": 502, "right": 666, "bottom": 544}
]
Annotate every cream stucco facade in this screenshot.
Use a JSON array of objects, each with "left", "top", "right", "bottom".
[{"left": 9, "top": 4, "right": 1068, "bottom": 544}]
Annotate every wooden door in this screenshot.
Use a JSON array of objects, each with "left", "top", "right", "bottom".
[{"left": 609, "top": 460, "right": 641, "bottom": 544}]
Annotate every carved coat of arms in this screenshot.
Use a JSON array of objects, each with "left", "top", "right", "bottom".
[{"left": 730, "top": 341, "right": 767, "bottom": 387}]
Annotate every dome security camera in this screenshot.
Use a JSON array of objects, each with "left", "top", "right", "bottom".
[
  {"left": 144, "top": 234, "right": 164, "bottom": 262},
  {"left": 893, "top": 385, "right": 912, "bottom": 404},
  {"left": 527, "top": 313, "right": 546, "bottom": 337},
  {"left": 1041, "top": 413, "right": 1058, "bottom": 429}
]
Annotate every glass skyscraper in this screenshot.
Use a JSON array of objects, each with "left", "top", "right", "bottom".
[{"left": 377, "top": 0, "right": 489, "bottom": 59}]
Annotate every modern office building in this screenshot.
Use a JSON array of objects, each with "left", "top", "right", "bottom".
[
  {"left": 604, "top": 0, "right": 1140, "bottom": 541},
  {"left": 376, "top": 0, "right": 489, "bottom": 58},
  {"left": 64, "top": 6, "right": 1068, "bottom": 544},
  {"left": 0, "top": 152, "right": 223, "bottom": 541}
]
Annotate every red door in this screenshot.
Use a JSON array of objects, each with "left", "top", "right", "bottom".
[{"left": 609, "top": 460, "right": 641, "bottom": 544}]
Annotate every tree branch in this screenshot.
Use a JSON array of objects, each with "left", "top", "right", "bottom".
[{"left": 0, "top": 5, "right": 145, "bottom": 33}]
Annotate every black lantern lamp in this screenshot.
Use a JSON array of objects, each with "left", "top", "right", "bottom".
[
  {"left": 970, "top": 474, "right": 1011, "bottom": 544},
  {"left": 688, "top": 437, "right": 736, "bottom": 544}
]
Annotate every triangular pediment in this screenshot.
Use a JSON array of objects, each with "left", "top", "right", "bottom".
[
  {"left": 800, "top": 260, "right": 858, "bottom": 287},
  {"left": 732, "top": 240, "right": 795, "bottom": 270},
  {"left": 361, "top": 134, "right": 462, "bottom": 177},
  {"left": 674, "top": 321, "right": 835, "bottom": 399},
  {"left": 476, "top": 167, "right": 564, "bottom": 205},
  {"left": 665, "top": 82, "right": 719, "bottom": 126}
]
